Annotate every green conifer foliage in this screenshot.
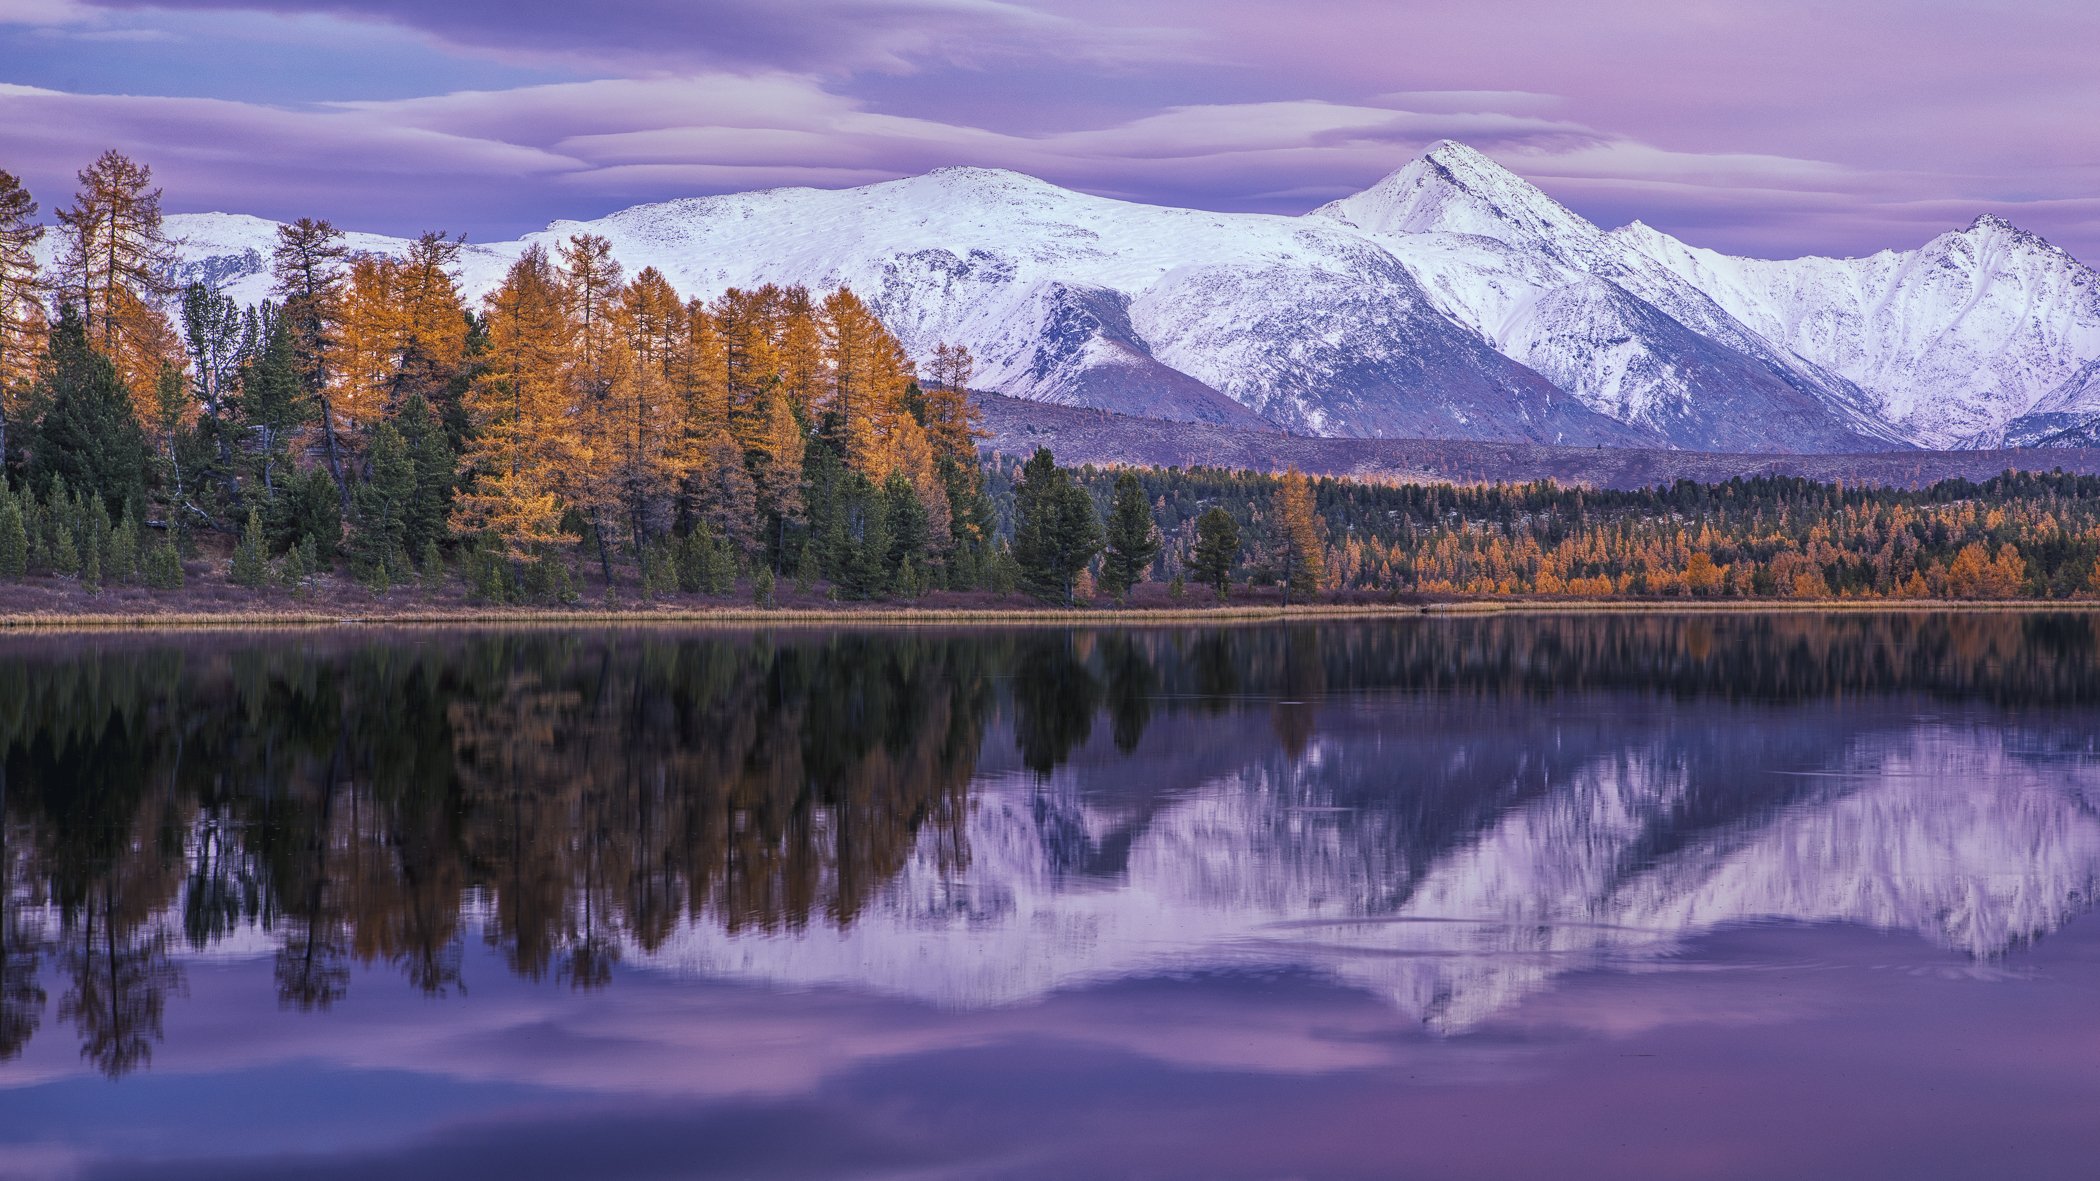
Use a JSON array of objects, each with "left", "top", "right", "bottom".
[
  {"left": 882, "top": 470, "right": 930, "bottom": 589},
  {"left": 1099, "top": 471, "right": 1160, "bottom": 602},
  {"left": 0, "top": 492, "right": 24, "bottom": 579},
  {"left": 1011, "top": 448, "right": 1102, "bottom": 605},
  {"left": 351, "top": 422, "right": 413, "bottom": 586},
  {"left": 29, "top": 305, "right": 147, "bottom": 517},
  {"left": 142, "top": 538, "right": 183, "bottom": 590},
  {"left": 1191, "top": 506, "right": 1241, "bottom": 601},
  {"left": 419, "top": 538, "right": 447, "bottom": 597},
  {"left": 109, "top": 505, "right": 140, "bottom": 584},
  {"left": 230, "top": 507, "right": 270, "bottom": 588},
  {"left": 396, "top": 393, "right": 456, "bottom": 556}
]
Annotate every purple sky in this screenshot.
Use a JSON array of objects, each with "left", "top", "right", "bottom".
[{"left": 3, "top": 0, "right": 2097, "bottom": 260}]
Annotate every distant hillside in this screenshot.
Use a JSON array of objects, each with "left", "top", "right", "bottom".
[{"left": 974, "top": 391, "right": 2100, "bottom": 491}]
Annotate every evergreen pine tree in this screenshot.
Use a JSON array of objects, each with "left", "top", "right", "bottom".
[
  {"left": 1191, "top": 506, "right": 1240, "bottom": 601},
  {"left": 1012, "top": 448, "right": 1102, "bottom": 605},
  {"left": 0, "top": 491, "right": 23, "bottom": 579},
  {"left": 28, "top": 305, "right": 148, "bottom": 518},
  {"left": 287, "top": 467, "right": 342, "bottom": 565},
  {"left": 280, "top": 540, "right": 308, "bottom": 597},
  {"left": 396, "top": 393, "right": 457, "bottom": 557},
  {"left": 841, "top": 476, "right": 891, "bottom": 599},
  {"left": 882, "top": 470, "right": 930, "bottom": 590},
  {"left": 49, "top": 519, "right": 79, "bottom": 577},
  {"left": 142, "top": 536, "right": 183, "bottom": 590},
  {"left": 109, "top": 505, "right": 140, "bottom": 584},
  {"left": 237, "top": 307, "right": 312, "bottom": 503},
  {"left": 1099, "top": 471, "right": 1159, "bottom": 603},
  {"left": 230, "top": 507, "right": 270, "bottom": 588},
  {"left": 350, "top": 422, "right": 413, "bottom": 586},
  {"left": 419, "top": 538, "right": 447, "bottom": 597}
]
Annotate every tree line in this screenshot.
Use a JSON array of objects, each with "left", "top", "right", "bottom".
[
  {"left": 7, "top": 151, "right": 2100, "bottom": 607},
  {"left": 0, "top": 152, "right": 1017, "bottom": 602}
]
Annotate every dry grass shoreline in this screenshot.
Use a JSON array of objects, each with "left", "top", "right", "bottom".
[{"left": 0, "top": 597, "right": 2093, "bottom": 633}]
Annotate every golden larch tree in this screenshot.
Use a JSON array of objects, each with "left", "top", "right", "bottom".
[
  {"left": 0, "top": 169, "right": 44, "bottom": 458},
  {"left": 54, "top": 149, "right": 180, "bottom": 410},
  {"left": 455, "top": 246, "right": 577, "bottom": 561}
]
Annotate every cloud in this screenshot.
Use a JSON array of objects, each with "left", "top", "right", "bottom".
[
  {"left": 2, "top": 45, "right": 2095, "bottom": 262},
  {"left": 70, "top": 0, "right": 1174, "bottom": 74}
]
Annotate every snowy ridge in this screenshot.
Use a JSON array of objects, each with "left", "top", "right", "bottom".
[{"left": 100, "top": 141, "right": 2100, "bottom": 453}]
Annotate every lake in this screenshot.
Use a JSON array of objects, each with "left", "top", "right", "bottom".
[{"left": 3, "top": 613, "right": 2099, "bottom": 1179}]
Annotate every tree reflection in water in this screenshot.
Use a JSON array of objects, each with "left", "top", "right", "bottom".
[{"left": 0, "top": 612, "right": 2097, "bottom": 1075}]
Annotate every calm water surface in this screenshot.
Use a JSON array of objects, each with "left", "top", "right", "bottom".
[{"left": 3, "top": 614, "right": 2099, "bottom": 1179}]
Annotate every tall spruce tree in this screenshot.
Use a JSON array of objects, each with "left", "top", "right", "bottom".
[
  {"left": 235, "top": 307, "right": 310, "bottom": 502},
  {"left": 29, "top": 305, "right": 148, "bottom": 518},
  {"left": 349, "top": 421, "right": 413, "bottom": 584},
  {"left": 1011, "top": 448, "right": 1101, "bottom": 605},
  {"left": 1190, "top": 506, "right": 1240, "bottom": 601},
  {"left": 1099, "top": 471, "right": 1159, "bottom": 602},
  {"left": 883, "top": 469, "right": 930, "bottom": 593},
  {"left": 271, "top": 218, "right": 351, "bottom": 508},
  {"left": 395, "top": 393, "right": 456, "bottom": 558}
]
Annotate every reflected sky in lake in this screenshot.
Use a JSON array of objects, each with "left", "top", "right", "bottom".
[{"left": 3, "top": 614, "right": 2099, "bottom": 1179}]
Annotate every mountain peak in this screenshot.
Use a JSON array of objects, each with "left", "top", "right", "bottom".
[
  {"left": 1930, "top": 210, "right": 2081, "bottom": 267},
  {"left": 1310, "top": 140, "right": 1597, "bottom": 248}
]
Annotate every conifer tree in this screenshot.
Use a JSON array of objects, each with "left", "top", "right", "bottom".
[
  {"left": 236, "top": 307, "right": 312, "bottom": 501},
  {"left": 271, "top": 218, "right": 351, "bottom": 506},
  {"left": 395, "top": 393, "right": 455, "bottom": 559},
  {"left": 1191, "top": 506, "right": 1240, "bottom": 600},
  {"left": 333, "top": 253, "right": 405, "bottom": 433},
  {"left": 389, "top": 233, "right": 473, "bottom": 425},
  {"left": 149, "top": 361, "right": 194, "bottom": 523},
  {"left": 179, "top": 281, "right": 247, "bottom": 505},
  {"left": 923, "top": 342, "right": 983, "bottom": 462},
  {"left": 142, "top": 535, "right": 182, "bottom": 590},
  {"left": 0, "top": 491, "right": 24, "bottom": 579},
  {"left": 1272, "top": 469, "right": 1325, "bottom": 605},
  {"left": 883, "top": 469, "right": 931, "bottom": 592},
  {"left": 1012, "top": 448, "right": 1102, "bottom": 605},
  {"left": 603, "top": 268, "right": 681, "bottom": 575},
  {"left": 54, "top": 150, "right": 177, "bottom": 398},
  {"left": 287, "top": 467, "right": 342, "bottom": 564},
  {"left": 29, "top": 305, "right": 148, "bottom": 519},
  {"left": 454, "top": 247, "right": 573, "bottom": 566},
  {"left": 1100, "top": 471, "right": 1160, "bottom": 602},
  {"left": 230, "top": 507, "right": 269, "bottom": 588},
  {"left": 350, "top": 421, "right": 413, "bottom": 585},
  {"left": 0, "top": 170, "right": 44, "bottom": 465}
]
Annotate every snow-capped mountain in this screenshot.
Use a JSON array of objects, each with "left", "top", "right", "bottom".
[
  {"left": 1995, "top": 359, "right": 2100, "bottom": 448},
  {"left": 128, "top": 142, "right": 2100, "bottom": 453}
]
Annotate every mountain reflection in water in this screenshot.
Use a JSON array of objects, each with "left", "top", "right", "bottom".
[{"left": 2, "top": 612, "right": 2099, "bottom": 1088}]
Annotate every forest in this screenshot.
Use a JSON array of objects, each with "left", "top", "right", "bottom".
[{"left": 4, "top": 151, "right": 2100, "bottom": 609}]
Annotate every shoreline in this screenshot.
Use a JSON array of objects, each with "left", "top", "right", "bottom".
[{"left": 1, "top": 597, "right": 2095, "bottom": 633}]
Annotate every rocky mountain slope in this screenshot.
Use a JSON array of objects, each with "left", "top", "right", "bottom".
[{"left": 125, "top": 142, "right": 2100, "bottom": 454}]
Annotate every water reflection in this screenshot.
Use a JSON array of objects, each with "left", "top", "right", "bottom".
[{"left": 0, "top": 613, "right": 2097, "bottom": 1076}]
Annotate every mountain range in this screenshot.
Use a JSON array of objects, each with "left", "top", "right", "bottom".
[{"left": 141, "top": 141, "right": 2100, "bottom": 455}]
